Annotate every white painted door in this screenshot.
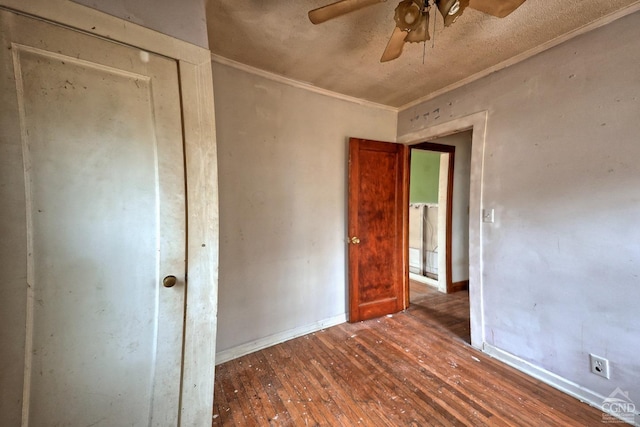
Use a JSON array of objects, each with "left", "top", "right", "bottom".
[{"left": 0, "top": 10, "right": 186, "bottom": 426}]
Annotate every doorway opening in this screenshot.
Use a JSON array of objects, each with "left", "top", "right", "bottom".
[
  {"left": 406, "top": 130, "right": 473, "bottom": 343},
  {"left": 408, "top": 143, "right": 454, "bottom": 295},
  {"left": 398, "top": 111, "right": 487, "bottom": 349}
]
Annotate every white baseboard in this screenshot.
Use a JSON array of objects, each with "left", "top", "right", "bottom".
[
  {"left": 483, "top": 343, "right": 639, "bottom": 426},
  {"left": 215, "top": 313, "right": 348, "bottom": 365}
]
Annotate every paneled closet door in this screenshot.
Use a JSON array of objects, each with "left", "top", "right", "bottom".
[{"left": 0, "top": 9, "right": 186, "bottom": 426}]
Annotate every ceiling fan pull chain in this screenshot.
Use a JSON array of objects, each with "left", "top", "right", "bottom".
[
  {"left": 422, "top": 0, "right": 428, "bottom": 63},
  {"left": 422, "top": 40, "right": 427, "bottom": 64},
  {"left": 431, "top": 0, "right": 437, "bottom": 48}
]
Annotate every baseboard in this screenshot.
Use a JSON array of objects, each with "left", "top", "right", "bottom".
[
  {"left": 215, "top": 313, "right": 348, "bottom": 365},
  {"left": 483, "top": 343, "right": 639, "bottom": 426},
  {"left": 451, "top": 280, "right": 469, "bottom": 292},
  {"left": 409, "top": 272, "right": 439, "bottom": 288}
]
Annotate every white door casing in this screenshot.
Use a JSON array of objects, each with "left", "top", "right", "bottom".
[{"left": 1, "top": 9, "right": 187, "bottom": 426}]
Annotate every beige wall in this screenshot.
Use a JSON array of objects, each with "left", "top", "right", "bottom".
[{"left": 213, "top": 61, "right": 397, "bottom": 358}]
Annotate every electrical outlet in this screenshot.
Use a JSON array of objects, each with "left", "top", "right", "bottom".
[{"left": 590, "top": 354, "right": 610, "bottom": 379}]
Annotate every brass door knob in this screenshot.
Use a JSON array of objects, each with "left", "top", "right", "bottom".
[
  {"left": 349, "top": 236, "right": 360, "bottom": 244},
  {"left": 163, "top": 275, "right": 177, "bottom": 288}
]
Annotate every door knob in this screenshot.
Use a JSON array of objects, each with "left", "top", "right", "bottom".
[
  {"left": 349, "top": 236, "right": 360, "bottom": 244},
  {"left": 163, "top": 275, "right": 177, "bottom": 288}
]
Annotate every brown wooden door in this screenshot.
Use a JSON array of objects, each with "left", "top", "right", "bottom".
[{"left": 348, "top": 138, "right": 409, "bottom": 322}]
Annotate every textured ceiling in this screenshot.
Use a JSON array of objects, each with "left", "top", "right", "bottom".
[{"left": 207, "top": 0, "right": 639, "bottom": 108}]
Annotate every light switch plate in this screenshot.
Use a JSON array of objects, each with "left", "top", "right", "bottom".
[{"left": 483, "top": 208, "right": 495, "bottom": 223}]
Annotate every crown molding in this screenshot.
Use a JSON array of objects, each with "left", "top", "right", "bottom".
[{"left": 211, "top": 54, "right": 399, "bottom": 113}]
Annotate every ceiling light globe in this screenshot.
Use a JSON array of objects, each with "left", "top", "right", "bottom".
[{"left": 448, "top": 0, "right": 460, "bottom": 15}]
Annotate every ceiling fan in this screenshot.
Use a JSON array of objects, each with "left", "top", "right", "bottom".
[{"left": 308, "top": 0, "right": 526, "bottom": 62}]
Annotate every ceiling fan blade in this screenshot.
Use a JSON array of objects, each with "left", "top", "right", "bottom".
[
  {"left": 468, "top": 0, "right": 526, "bottom": 18},
  {"left": 309, "top": 0, "right": 386, "bottom": 24},
  {"left": 380, "top": 26, "right": 408, "bottom": 62}
]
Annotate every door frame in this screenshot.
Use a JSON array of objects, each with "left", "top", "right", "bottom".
[
  {"left": 398, "top": 111, "right": 488, "bottom": 350},
  {"left": 0, "top": 1, "right": 219, "bottom": 424},
  {"left": 408, "top": 142, "right": 456, "bottom": 295}
]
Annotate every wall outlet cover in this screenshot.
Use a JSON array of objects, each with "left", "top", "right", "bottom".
[{"left": 589, "top": 353, "right": 610, "bottom": 379}]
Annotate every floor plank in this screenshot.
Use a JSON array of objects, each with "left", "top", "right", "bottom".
[
  {"left": 409, "top": 280, "right": 471, "bottom": 343},
  {"left": 213, "top": 287, "right": 606, "bottom": 426}
]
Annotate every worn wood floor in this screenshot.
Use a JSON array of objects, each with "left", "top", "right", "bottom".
[
  {"left": 213, "top": 284, "right": 605, "bottom": 426},
  {"left": 409, "top": 279, "right": 436, "bottom": 301}
]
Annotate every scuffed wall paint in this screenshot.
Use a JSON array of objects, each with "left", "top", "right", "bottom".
[
  {"left": 71, "top": 0, "right": 208, "bottom": 48},
  {"left": 213, "top": 61, "right": 397, "bottom": 353},
  {"left": 398, "top": 11, "right": 640, "bottom": 413}
]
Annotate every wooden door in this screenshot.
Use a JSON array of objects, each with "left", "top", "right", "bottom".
[
  {"left": 348, "top": 138, "right": 409, "bottom": 322},
  {"left": 0, "top": 10, "right": 186, "bottom": 426}
]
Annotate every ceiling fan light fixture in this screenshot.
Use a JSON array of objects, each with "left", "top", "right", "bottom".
[
  {"left": 448, "top": 0, "right": 460, "bottom": 15},
  {"left": 437, "top": 0, "right": 469, "bottom": 26},
  {"left": 394, "top": 0, "right": 423, "bottom": 30},
  {"left": 404, "top": 11, "right": 418, "bottom": 25}
]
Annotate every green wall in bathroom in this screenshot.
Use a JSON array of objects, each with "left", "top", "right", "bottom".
[{"left": 410, "top": 150, "right": 440, "bottom": 204}]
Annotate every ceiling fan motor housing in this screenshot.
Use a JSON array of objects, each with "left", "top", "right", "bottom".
[{"left": 394, "top": 0, "right": 423, "bottom": 30}]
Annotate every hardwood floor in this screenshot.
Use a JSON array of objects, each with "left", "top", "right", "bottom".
[
  {"left": 409, "top": 280, "right": 471, "bottom": 343},
  {"left": 213, "top": 287, "right": 605, "bottom": 426},
  {"left": 409, "top": 279, "right": 437, "bottom": 300}
]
